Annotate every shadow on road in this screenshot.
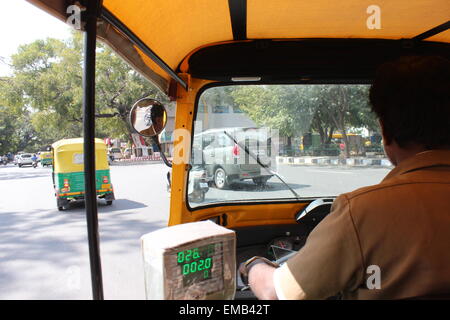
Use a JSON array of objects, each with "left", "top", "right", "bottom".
[
  {"left": 0, "top": 203, "right": 165, "bottom": 298},
  {"left": 0, "top": 170, "right": 51, "bottom": 181},
  {"left": 59, "top": 198, "right": 147, "bottom": 213}
]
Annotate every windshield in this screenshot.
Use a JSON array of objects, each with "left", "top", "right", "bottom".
[{"left": 188, "top": 84, "right": 391, "bottom": 208}]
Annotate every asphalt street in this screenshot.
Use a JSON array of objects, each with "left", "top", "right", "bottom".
[
  {"left": 0, "top": 161, "right": 391, "bottom": 299},
  {"left": 0, "top": 162, "right": 170, "bottom": 299},
  {"left": 199, "top": 164, "right": 390, "bottom": 207}
]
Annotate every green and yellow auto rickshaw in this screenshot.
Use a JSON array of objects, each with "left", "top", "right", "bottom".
[
  {"left": 39, "top": 151, "right": 53, "bottom": 167},
  {"left": 52, "top": 138, "right": 115, "bottom": 211}
]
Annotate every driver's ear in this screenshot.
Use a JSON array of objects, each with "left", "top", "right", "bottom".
[{"left": 379, "top": 119, "right": 391, "bottom": 146}]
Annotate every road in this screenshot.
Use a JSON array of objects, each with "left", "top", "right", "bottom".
[
  {"left": 199, "top": 164, "right": 390, "bottom": 207},
  {"left": 0, "top": 162, "right": 170, "bottom": 300},
  {"left": 0, "top": 162, "right": 390, "bottom": 299}
]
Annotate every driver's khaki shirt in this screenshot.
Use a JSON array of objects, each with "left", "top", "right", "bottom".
[{"left": 277, "top": 150, "right": 450, "bottom": 300}]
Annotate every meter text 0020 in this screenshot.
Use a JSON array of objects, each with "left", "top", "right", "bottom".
[{"left": 176, "top": 243, "right": 216, "bottom": 286}]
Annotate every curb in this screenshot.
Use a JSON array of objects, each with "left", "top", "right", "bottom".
[
  {"left": 276, "top": 156, "right": 393, "bottom": 168},
  {"left": 110, "top": 155, "right": 163, "bottom": 166}
]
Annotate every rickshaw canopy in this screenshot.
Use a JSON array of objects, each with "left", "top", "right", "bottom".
[
  {"left": 52, "top": 138, "right": 109, "bottom": 173},
  {"left": 27, "top": 0, "right": 450, "bottom": 95},
  {"left": 39, "top": 151, "right": 53, "bottom": 159}
]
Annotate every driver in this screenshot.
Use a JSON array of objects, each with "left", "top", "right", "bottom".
[
  {"left": 141, "top": 103, "right": 165, "bottom": 136},
  {"left": 240, "top": 55, "right": 450, "bottom": 300}
]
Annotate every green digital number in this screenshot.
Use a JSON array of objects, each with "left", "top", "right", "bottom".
[
  {"left": 185, "top": 249, "right": 192, "bottom": 262},
  {"left": 193, "top": 248, "right": 200, "bottom": 259},
  {"left": 177, "top": 243, "right": 217, "bottom": 286},
  {"left": 204, "top": 257, "right": 211, "bottom": 269},
  {"left": 198, "top": 259, "right": 204, "bottom": 271},
  {"left": 190, "top": 261, "right": 197, "bottom": 273},
  {"left": 177, "top": 251, "right": 184, "bottom": 263},
  {"left": 182, "top": 263, "right": 190, "bottom": 275}
]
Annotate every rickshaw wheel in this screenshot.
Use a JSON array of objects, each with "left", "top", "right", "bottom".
[
  {"left": 57, "top": 198, "right": 68, "bottom": 211},
  {"left": 106, "top": 200, "right": 113, "bottom": 205}
]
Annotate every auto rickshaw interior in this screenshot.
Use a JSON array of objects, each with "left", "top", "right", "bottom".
[{"left": 27, "top": 0, "right": 450, "bottom": 299}]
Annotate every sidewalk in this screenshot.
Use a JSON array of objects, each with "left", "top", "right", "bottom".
[
  {"left": 110, "top": 155, "right": 393, "bottom": 168},
  {"left": 276, "top": 156, "right": 393, "bottom": 168}
]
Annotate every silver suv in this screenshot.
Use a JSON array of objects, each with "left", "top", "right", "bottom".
[
  {"left": 193, "top": 127, "right": 273, "bottom": 189},
  {"left": 17, "top": 153, "right": 33, "bottom": 167}
]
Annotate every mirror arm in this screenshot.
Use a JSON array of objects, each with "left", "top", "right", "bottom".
[{"left": 151, "top": 136, "right": 172, "bottom": 168}]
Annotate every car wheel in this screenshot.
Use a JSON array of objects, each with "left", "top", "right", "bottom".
[
  {"left": 214, "top": 168, "right": 228, "bottom": 189},
  {"left": 106, "top": 200, "right": 113, "bottom": 205}
]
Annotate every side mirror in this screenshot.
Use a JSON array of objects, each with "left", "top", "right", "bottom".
[
  {"left": 129, "top": 98, "right": 172, "bottom": 168},
  {"left": 129, "top": 98, "right": 167, "bottom": 137}
]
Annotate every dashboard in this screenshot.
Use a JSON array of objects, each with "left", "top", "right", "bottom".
[
  {"left": 232, "top": 198, "right": 335, "bottom": 299},
  {"left": 233, "top": 224, "right": 312, "bottom": 299}
]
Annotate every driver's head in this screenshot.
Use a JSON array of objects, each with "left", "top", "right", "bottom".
[
  {"left": 369, "top": 55, "right": 450, "bottom": 150},
  {"left": 151, "top": 104, "right": 165, "bottom": 132}
]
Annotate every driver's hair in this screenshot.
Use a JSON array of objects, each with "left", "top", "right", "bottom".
[{"left": 369, "top": 55, "right": 450, "bottom": 149}]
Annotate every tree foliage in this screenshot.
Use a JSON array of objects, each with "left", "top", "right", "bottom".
[
  {"left": 0, "top": 31, "right": 163, "bottom": 153},
  {"left": 229, "top": 84, "right": 378, "bottom": 156}
]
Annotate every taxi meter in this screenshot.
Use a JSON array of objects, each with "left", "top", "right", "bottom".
[{"left": 141, "top": 221, "right": 236, "bottom": 300}]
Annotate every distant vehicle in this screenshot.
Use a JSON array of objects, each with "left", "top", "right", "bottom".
[
  {"left": 52, "top": 138, "right": 115, "bottom": 210},
  {"left": 194, "top": 127, "right": 273, "bottom": 189},
  {"left": 13, "top": 154, "right": 23, "bottom": 165},
  {"left": 123, "top": 148, "right": 132, "bottom": 159},
  {"left": 39, "top": 151, "right": 53, "bottom": 167},
  {"left": 108, "top": 147, "right": 123, "bottom": 161},
  {"left": 17, "top": 153, "right": 33, "bottom": 167}
]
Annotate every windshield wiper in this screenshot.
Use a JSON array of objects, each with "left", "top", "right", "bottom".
[{"left": 223, "top": 131, "right": 300, "bottom": 199}]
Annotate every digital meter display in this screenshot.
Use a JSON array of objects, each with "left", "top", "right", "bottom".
[{"left": 177, "top": 243, "right": 217, "bottom": 287}]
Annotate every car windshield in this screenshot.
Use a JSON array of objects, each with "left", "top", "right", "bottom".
[
  {"left": 188, "top": 84, "right": 391, "bottom": 208},
  {"left": 22, "top": 155, "right": 32, "bottom": 158}
]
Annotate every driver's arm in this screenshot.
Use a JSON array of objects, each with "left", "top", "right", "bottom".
[
  {"left": 248, "top": 262, "right": 307, "bottom": 300},
  {"left": 249, "top": 195, "right": 364, "bottom": 300},
  {"left": 247, "top": 262, "right": 278, "bottom": 300}
]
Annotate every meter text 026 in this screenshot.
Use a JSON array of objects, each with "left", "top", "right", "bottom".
[{"left": 177, "top": 243, "right": 216, "bottom": 286}]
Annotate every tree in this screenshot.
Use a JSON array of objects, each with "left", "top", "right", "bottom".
[
  {"left": 0, "top": 77, "right": 39, "bottom": 153},
  {"left": 310, "top": 85, "right": 374, "bottom": 157},
  {"left": 95, "top": 39, "right": 166, "bottom": 142},
  {"left": 2, "top": 31, "right": 164, "bottom": 151},
  {"left": 230, "top": 84, "right": 377, "bottom": 157},
  {"left": 230, "top": 85, "right": 317, "bottom": 155}
]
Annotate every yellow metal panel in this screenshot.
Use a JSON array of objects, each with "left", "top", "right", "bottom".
[
  {"left": 248, "top": 0, "right": 450, "bottom": 41},
  {"left": 103, "top": 0, "right": 234, "bottom": 71}
]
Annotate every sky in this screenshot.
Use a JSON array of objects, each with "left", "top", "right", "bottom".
[{"left": 0, "top": 0, "right": 72, "bottom": 76}]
